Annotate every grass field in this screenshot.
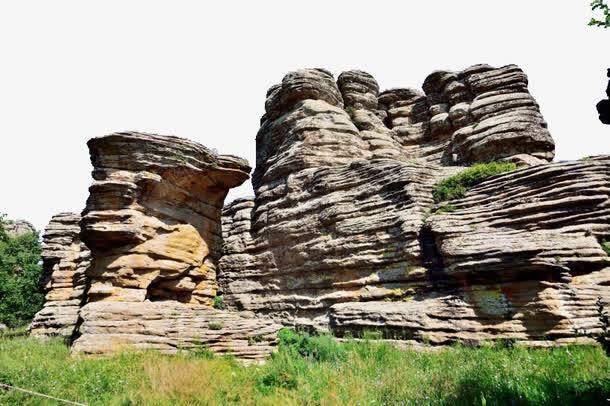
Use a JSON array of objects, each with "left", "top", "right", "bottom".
[{"left": 0, "top": 329, "right": 609, "bottom": 405}]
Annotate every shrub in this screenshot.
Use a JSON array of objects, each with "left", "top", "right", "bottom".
[
  {"left": 213, "top": 295, "right": 225, "bottom": 310},
  {"left": 0, "top": 216, "right": 44, "bottom": 328},
  {"left": 208, "top": 322, "right": 223, "bottom": 330},
  {"left": 433, "top": 162, "right": 517, "bottom": 202},
  {"left": 601, "top": 240, "right": 610, "bottom": 256}
]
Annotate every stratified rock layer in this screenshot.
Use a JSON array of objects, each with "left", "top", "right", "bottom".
[
  {"left": 72, "top": 301, "right": 281, "bottom": 362},
  {"left": 70, "top": 132, "right": 281, "bottom": 359},
  {"left": 80, "top": 132, "right": 250, "bottom": 305},
  {"left": 34, "top": 65, "right": 607, "bottom": 354},
  {"left": 330, "top": 157, "right": 610, "bottom": 345},
  {"left": 30, "top": 213, "right": 90, "bottom": 337},
  {"left": 219, "top": 66, "right": 608, "bottom": 346}
]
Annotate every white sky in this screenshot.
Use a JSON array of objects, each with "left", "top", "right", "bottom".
[{"left": 1, "top": 1, "right": 608, "bottom": 232}]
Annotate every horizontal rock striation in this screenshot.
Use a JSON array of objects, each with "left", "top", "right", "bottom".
[
  {"left": 34, "top": 66, "right": 607, "bottom": 355},
  {"left": 71, "top": 301, "right": 282, "bottom": 362},
  {"left": 220, "top": 66, "right": 607, "bottom": 346},
  {"left": 81, "top": 132, "right": 250, "bottom": 306},
  {"left": 330, "top": 157, "right": 610, "bottom": 344},
  {"left": 221, "top": 160, "right": 457, "bottom": 329},
  {"left": 30, "top": 212, "right": 90, "bottom": 337},
  {"left": 66, "top": 131, "right": 285, "bottom": 359}
]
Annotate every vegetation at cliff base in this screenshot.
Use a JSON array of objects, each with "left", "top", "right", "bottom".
[
  {"left": 0, "top": 216, "right": 44, "bottom": 328},
  {"left": 433, "top": 162, "right": 517, "bottom": 202},
  {"left": 1, "top": 329, "right": 609, "bottom": 405}
]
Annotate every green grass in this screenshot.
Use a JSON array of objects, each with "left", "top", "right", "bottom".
[
  {"left": 433, "top": 162, "right": 518, "bottom": 202},
  {"left": 0, "top": 330, "right": 608, "bottom": 405}
]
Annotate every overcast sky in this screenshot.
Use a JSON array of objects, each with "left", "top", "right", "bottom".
[{"left": 1, "top": 1, "right": 608, "bottom": 232}]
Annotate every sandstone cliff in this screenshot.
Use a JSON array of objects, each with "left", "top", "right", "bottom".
[
  {"left": 31, "top": 65, "right": 609, "bottom": 358},
  {"left": 219, "top": 65, "right": 608, "bottom": 346}
]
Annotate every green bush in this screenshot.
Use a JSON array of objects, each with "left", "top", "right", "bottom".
[
  {"left": 213, "top": 295, "right": 225, "bottom": 310},
  {"left": 601, "top": 240, "right": 610, "bottom": 256},
  {"left": 0, "top": 217, "right": 43, "bottom": 328},
  {"left": 433, "top": 162, "right": 517, "bottom": 202}
]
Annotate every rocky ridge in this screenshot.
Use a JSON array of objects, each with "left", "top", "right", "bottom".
[
  {"left": 219, "top": 65, "right": 608, "bottom": 345},
  {"left": 30, "top": 65, "right": 609, "bottom": 358}
]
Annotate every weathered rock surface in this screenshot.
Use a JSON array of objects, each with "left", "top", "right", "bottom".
[
  {"left": 219, "top": 66, "right": 608, "bottom": 346},
  {"left": 80, "top": 132, "right": 250, "bottom": 306},
  {"left": 30, "top": 212, "right": 90, "bottom": 337},
  {"left": 34, "top": 66, "right": 608, "bottom": 355},
  {"left": 0, "top": 323, "right": 6, "bottom": 331},
  {"left": 28, "top": 132, "right": 282, "bottom": 359},
  {"left": 3, "top": 219, "right": 36, "bottom": 238},
  {"left": 71, "top": 301, "right": 281, "bottom": 362},
  {"left": 330, "top": 158, "right": 610, "bottom": 345}
]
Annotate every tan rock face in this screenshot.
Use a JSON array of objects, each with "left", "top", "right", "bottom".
[
  {"left": 80, "top": 132, "right": 250, "bottom": 306},
  {"left": 33, "top": 66, "right": 606, "bottom": 354},
  {"left": 219, "top": 66, "right": 608, "bottom": 346},
  {"left": 33, "top": 132, "right": 282, "bottom": 360},
  {"left": 72, "top": 301, "right": 282, "bottom": 363},
  {"left": 331, "top": 157, "right": 610, "bottom": 345},
  {"left": 30, "top": 212, "right": 90, "bottom": 337}
]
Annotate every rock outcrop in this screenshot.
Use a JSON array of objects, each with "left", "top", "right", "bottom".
[
  {"left": 330, "top": 157, "right": 610, "bottom": 345},
  {"left": 68, "top": 132, "right": 281, "bottom": 359},
  {"left": 30, "top": 212, "right": 90, "bottom": 337},
  {"left": 79, "top": 132, "right": 250, "bottom": 306},
  {"left": 72, "top": 301, "right": 281, "bottom": 362},
  {"left": 33, "top": 65, "right": 608, "bottom": 356},
  {"left": 219, "top": 65, "right": 608, "bottom": 346},
  {"left": 3, "top": 219, "right": 36, "bottom": 238}
]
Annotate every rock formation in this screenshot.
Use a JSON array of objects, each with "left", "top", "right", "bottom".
[
  {"left": 31, "top": 132, "right": 281, "bottom": 361},
  {"left": 219, "top": 65, "right": 608, "bottom": 345},
  {"left": 597, "top": 68, "right": 610, "bottom": 124},
  {"left": 32, "top": 65, "right": 609, "bottom": 357},
  {"left": 3, "top": 219, "right": 36, "bottom": 238},
  {"left": 331, "top": 157, "right": 610, "bottom": 344},
  {"left": 30, "top": 213, "right": 90, "bottom": 337}
]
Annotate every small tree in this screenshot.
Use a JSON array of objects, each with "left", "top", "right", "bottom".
[
  {"left": 590, "top": 0, "right": 610, "bottom": 28},
  {"left": 0, "top": 215, "right": 44, "bottom": 328}
]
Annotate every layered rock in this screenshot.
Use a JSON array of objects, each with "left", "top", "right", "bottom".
[
  {"left": 330, "top": 157, "right": 610, "bottom": 345},
  {"left": 80, "top": 132, "right": 250, "bottom": 305},
  {"left": 219, "top": 66, "right": 608, "bottom": 347},
  {"left": 3, "top": 219, "right": 36, "bottom": 238},
  {"left": 221, "top": 160, "right": 457, "bottom": 329},
  {"left": 69, "top": 132, "right": 282, "bottom": 359},
  {"left": 30, "top": 212, "right": 90, "bottom": 337},
  {"left": 72, "top": 301, "right": 281, "bottom": 362},
  {"left": 33, "top": 66, "right": 608, "bottom": 354}
]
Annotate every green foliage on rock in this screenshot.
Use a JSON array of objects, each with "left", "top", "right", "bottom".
[
  {"left": 590, "top": 0, "right": 610, "bottom": 28},
  {"left": 0, "top": 215, "right": 44, "bottom": 328},
  {"left": 213, "top": 295, "right": 225, "bottom": 310},
  {"left": 601, "top": 240, "right": 610, "bottom": 256},
  {"left": 0, "top": 331, "right": 609, "bottom": 405},
  {"left": 433, "top": 162, "right": 517, "bottom": 202}
]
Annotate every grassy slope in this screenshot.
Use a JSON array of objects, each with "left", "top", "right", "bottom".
[{"left": 0, "top": 332, "right": 609, "bottom": 405}]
